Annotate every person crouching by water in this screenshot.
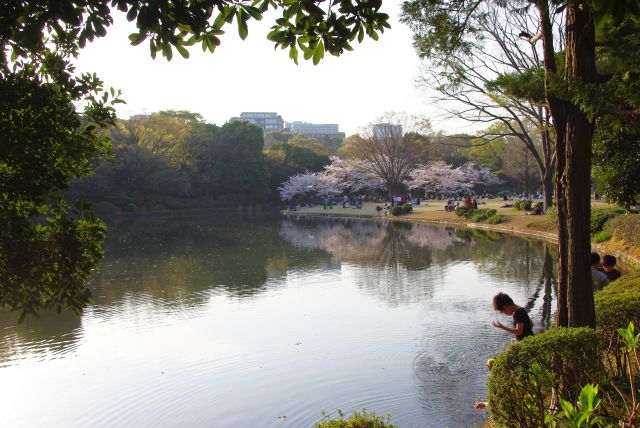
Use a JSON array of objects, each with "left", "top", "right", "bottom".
[{"left": 491, "top": 292, "right": 534, "bottom": 341}]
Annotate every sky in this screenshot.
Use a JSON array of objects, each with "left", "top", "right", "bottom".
[{"left": 75, "top": 3, "right": 464, "bottom": 136}]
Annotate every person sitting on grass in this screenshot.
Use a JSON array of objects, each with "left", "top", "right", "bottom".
[
  {"left": 491, "top": 292, "right": 534, "bottom": 341},
  {"left": 598, "top": 254, "right": 622, "bottom": 282}
]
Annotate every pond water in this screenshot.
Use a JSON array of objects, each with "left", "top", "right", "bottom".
[{"left": 0, "top": 215, "right": 556, "bottom": 427}]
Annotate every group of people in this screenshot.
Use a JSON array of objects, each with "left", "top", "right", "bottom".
[
  {"left": 391, "top": 194, "right": 420, "bottom": 207},
  {"left": 444, "top": 196, "right": 480, "bottom": 211}
]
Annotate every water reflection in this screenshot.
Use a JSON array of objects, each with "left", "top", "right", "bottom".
[
  {"left": 0, "top": 215, "right": 558, "bottom": 427},
  {"left": 0, "top": 216, "right": 556, "bottom": 362}
]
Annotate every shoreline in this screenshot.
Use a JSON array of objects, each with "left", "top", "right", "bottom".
[
  {"left": 285, "top": 210, "right": 560, "bottom": 243},
  {"left": 284, "top": 202, "right": 640, "bottom": 269}
]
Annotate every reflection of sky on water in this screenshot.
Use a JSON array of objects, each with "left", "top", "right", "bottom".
[{"left": 0, "top": 215, "right": 556, "bottom": 427}]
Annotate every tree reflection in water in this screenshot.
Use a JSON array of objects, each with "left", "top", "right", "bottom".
[
  {"left": 280, "top": 218, "right": 557, "bottom": 311},
  {"left": 0, "top": 215, "right": 558, "bottom": 397}
]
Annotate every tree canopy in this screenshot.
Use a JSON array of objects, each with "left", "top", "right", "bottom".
[{"left": 2, "top": 0, "right": 390, "bottom": 65}]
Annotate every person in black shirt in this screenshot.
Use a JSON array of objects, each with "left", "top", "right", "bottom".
[
  {"left": 598, "top": 255, "right": 622, "bottom": 282},
  {"left": 492, "top": 292, "right": 534, "bottom": 341}
]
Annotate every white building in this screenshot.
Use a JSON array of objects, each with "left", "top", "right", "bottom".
[
  {"left": 286, "top": 121, "right": 345, "bottom": 140},
  {"left": 230, "top": 112, "right": 285, "bottom": 132}
]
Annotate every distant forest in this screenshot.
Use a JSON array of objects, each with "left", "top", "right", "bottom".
[
  {"left": 68, "top": 110, "right": 333, "bottom": 213},
  {"left": 69, "top": 110, "right": 540, "bottom": 214}
]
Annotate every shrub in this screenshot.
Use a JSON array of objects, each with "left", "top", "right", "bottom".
[
  {"left": 487, "top": 328, "right": 603, "bottom": 428},
  {"left": 123, "top": 203, "right": 137, "bottom": 212},
  {"left": 401, "top": 203, "right": 413, "bottom": 214},
  {"left": 454, "top": 206, "right": 469, "bottom": 217},
  {"left": 605, "top": 214, "right": 640, "bottom": 243},
  {"left": 390, "top": 206, "right": 403, "bottom": 216},
  {"left": 594, "top": 271, "right": 640, "bottom": 377},
  {"left": 545, "top": 384, "right": 607, "bottom": 428},
  {"left": 92, "top": 201, "right": 118, "bottom": 215},
  {"left": 486, "top": 214, "right": 504, "bottom": 224},
  {"left": 592, "top": 230, "right": 612, "bottom": 243},
  {"left": 466, "top": 208, "right": 498, "bottom": 222},
  {"left": 546, "top": 206, "right": 558, "bottom": 224},
  {"left": 514, "top": 200, "right": 533, "bottom": 211},
  {"left": 590, "top": 207, "right": 625, "bottom": 234},
  {"left": 313, "top": 409, "right": 394, "bottom": 428}
]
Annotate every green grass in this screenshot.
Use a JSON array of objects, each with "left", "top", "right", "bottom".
[{"left": 593, "top": 229, "right": 612, "bottom": 243}]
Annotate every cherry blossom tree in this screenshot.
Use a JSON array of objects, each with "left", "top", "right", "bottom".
[
  {"left": 339, "top": 113, "right": 431, "bottom": 196},
  {"left": 407, "top": 161, "right": 465, "bottom": 194},
  {"left": 459, "top": 162, "right": 503, "bottom": 193},
  {"left": 278, "top": 173, "right": 320, "bottom": 201},
  {"left": 322, "top": 157, "right": 385, "bottom": 194},
  {"left": 407, "top": 161, "right": 501, "bottom": 195}
]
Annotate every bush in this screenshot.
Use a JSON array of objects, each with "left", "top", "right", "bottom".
[
  {"left": 513, "top": 200, "right": 532, "bottom": 211},
  {"left": 546, "top": 205, "right": 558, "bottom": 224},
  {"left": 313, "top": 409, "right": 394, "bottom": 428},
  {"left": 454, "top": 206, "right": 469, "bottom": 217},
  {"left": 594, "top": 271, "right": 640, "bottom": 377},
  {"left": 590, "top": 207, "right": 625, "bottom": 234},
  {"left": 487, "top": 328, "right": 603, "bottom": 428},
  {"left": 592, "top": 230, "right": 612, "bottom": 243},
  {"left": 123, "top": 203, "right": 137, "bottom": 212},
  {"left": 390, "top": 206, "right": 403, "bottom": 216},
  {"left": 466, "top": 208, "right": 498, "bottom": 222},
  {"left": 486, "top": 214, "right": 505, "bottom": 224},
  {"left": 92, "top": 201, "right": 118, "bottom": 215},
  {"left": 401, "top": 203, "right": 413, "bottom": 214},
  {"left": 605, "top": 213, "right": 640, "bottom": 243}
]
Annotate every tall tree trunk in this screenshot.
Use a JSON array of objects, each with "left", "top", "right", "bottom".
[
  {"left": 524, "top": 149, "right": 530, "bottom": 195},
  {"left": 540, "top": 120, "right": 554, "bottom": 212},
  {"left": 536, "top": 0, "right": 568, "bottom": 326},
  {"left": 555, "top": 129, "right": 569, "bottom": 326},
  {"left": 542, "top": 170, "right": 553, "bottom": 212},
  {"left": 537, "top": 0, "right": 597, "bottom": 328},
  {"left": 562, "top": 2, "right": 596, "bottom": 327}
]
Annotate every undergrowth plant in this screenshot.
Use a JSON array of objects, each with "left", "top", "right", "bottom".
[
  {"left": 543, "top": 323, "right": 640, "bottom": 427},
  {"left": 314, "top": 408, "right": 395, "bottom": 428},
  {"left": 545, "top": 384, "right": 609, "bottom": 428}
]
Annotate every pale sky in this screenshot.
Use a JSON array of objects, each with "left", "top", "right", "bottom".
[{"left": 75, "top": 4, "right": 461, "bottom": 136}]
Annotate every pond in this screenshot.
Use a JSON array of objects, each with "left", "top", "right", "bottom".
[{"left": 0, "top": 215, "right": 556, "bottom": 427}]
